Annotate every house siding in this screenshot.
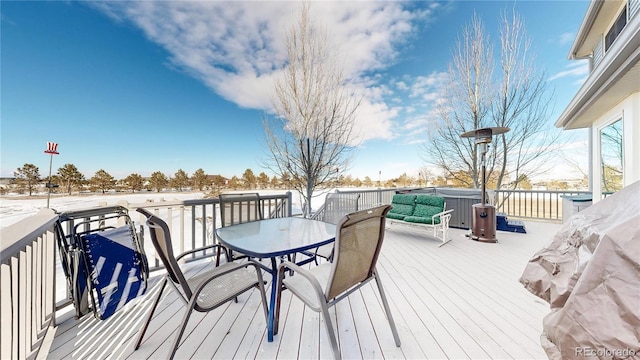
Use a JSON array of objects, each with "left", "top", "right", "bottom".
[{"left": 630, "top": 0, "right": 639, "bottom": 18}]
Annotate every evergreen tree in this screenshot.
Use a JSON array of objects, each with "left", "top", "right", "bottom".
[
  {"left": 270, "top": 175, "right": 280, "bottom": 189},
  {"left": 14, "top": 163, "right": 41, "bottom": 196},
  {"left": 228, "top": 176, "right": 241, "bottom": 190},
  {"left": 123, "top": 173, "right": 144, "bottom": 192},
  {"left": 242, "top": 168, "right": 256, "bottom": 189},
  {"left": 149, "top": 171, "right": 169, "bottom": 192},
  {"left": 191, "top": 168, "right": 208, "bottom": 191},
  {"left": 170, "top": 169, "right": 190, "bottom": 191},
  {"left": 90, "top": 169, "right": 116, "bottom": 194},
  {"left": 257, "top": 172, "right": 270, "bottom": 189},
  {"left": 58, "top": 163, "right": 85, "bottom": 195}
]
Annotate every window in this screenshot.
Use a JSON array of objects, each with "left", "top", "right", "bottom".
[
  {"left": 605, "top": 6, "right": 627, "bottom": 51},
  {"left": 600, "top": 119, "right": 623, "bottom": 197}
]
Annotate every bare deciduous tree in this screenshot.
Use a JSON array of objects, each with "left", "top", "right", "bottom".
[
  {"left": 422, "top": 13, "right": 494, "bottom": 189},
  {"left": 491, "top": 10, "right": 561, "bottom": 197},
  {"left": 422, "top": 10, "right": 562, "bottom": 203},
  {"left": 263, "top": 4, "right": 360, "bottom": 216}
]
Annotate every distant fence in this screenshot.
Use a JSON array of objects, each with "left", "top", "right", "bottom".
[
  {"left": 335, "top": 188, "right": 398, "bottom": 210},
  {"left": 329, "top": 187, "right": 592, "bottom": 222}
]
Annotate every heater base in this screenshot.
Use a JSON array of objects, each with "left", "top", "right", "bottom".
[{"left": 469, "top": 204, "right": 497, "bottom": 243}]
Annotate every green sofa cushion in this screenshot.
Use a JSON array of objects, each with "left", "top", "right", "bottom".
[
  {"left": 387, "top": 203, "right": 414, "bottom": 218},
  {"left": 387, "top": 194, "right": 416, "bottom": 219},
  {"left": 404, "top": 215, "right": 440, "bottom": 225},
  {"left": 415, "top": 195, "right": 444, "bottom": 208},
  {"left": 386, "top": 212, "right": 408, "bottom": 220},
  {"left": 391, "top": 194, "right": 417, "bottom": 205},
  {"left": 404, "top": 195, "right": 444, "bottom": 224},
  {"left": 405, "top": 205, "right": 441, "bottom": 224}
]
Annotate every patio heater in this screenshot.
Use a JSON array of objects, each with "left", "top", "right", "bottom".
[{"left": 460, "top": 127, "right": 510, "bottom": 243}]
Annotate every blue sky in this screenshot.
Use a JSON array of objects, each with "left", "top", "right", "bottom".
[{"left": 1, "top": 1, "right": 590, "bottom": 182}]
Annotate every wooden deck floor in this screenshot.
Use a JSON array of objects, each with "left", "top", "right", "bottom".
[{"left": 39, "top": 221, "right": 558, "bottom": 359}]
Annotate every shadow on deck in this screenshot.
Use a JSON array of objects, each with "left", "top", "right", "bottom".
[{"left": 40, "top": 221, "right": 559, "bottom": 359}]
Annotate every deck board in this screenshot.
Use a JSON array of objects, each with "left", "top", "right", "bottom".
[{"left": 42, "top": 221, "right": 558, "bottom": 359}]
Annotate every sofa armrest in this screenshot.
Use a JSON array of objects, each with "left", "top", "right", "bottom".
[{"left": 432, "top": 208, "right": 453, "bottom": 220}]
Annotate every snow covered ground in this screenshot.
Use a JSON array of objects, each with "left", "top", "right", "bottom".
[
  {"left": 0, "top": 188, "right": 339, "bottom": 228},
  {"left": 0, "top": 191, "right": 207, "bottom": 228}
]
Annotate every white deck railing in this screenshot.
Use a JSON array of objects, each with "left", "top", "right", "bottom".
[
  {"left": 1, "top": 208, "right": 58, "bottom": 360},
  {"left": 124, "top": 192, "right": 293, "bottom": 269},
  {"left": 0, "top": 192, "right": 293, "bottom": 360},
  {"left": 0, "top": 188, "right": 586, "bottom": 359}
]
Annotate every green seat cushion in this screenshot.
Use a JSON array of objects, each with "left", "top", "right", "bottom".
[
  {"left": 387, "top": 203, "right": 414, "bottom": 218},
  {"left": 386, "top": 212, "right": 408, "bottom": 220},
  {"left": 404, "top": 215, "right": 440, "bottom": 225},
  {"left": 404, "top": 207, "right": 441, "bottom": 224}
]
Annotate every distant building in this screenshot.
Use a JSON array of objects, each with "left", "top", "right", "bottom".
[
  {"left": 556, "top": 0, "right": 639, "bottom": 202},
  {"left": 206, "top": 174, "right": 229, "bottom": 184}
]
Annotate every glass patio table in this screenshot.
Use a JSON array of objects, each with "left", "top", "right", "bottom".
[{"left": 216, "top": 217, "right": 336, "bottom": 342}]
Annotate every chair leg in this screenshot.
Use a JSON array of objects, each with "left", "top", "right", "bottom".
[
  {"left": 168, "top": 298, "right": 198, "bottom": 360},
  {"left": 254, "top": 266, "right": 269, "bottom": 323},
  {"left": 373, "top": 271, "right": 401, "bottom": 347},
  {"left": 135, "top": 277, "right": 168, "bottom": 350},
  {"left": 215, "top": 246, "right": 222, "bottom": 267},
  {"left": 320, "top": 303, "right": 341, "bottom": 360}
]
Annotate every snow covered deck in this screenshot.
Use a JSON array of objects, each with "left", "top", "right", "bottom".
[{"left": 39, "top": 221, "right": 558, "bottom": 359}]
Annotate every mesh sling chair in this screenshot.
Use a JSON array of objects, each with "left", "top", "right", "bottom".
[
  {"left": 274, "top": 205, "right": 401, "bottom": 360},
  {"left": 218, "top": 193, "right": 263, "bottom": 261},
  {"left": 312, "top": 193, "right": 360, "bottom": 262},
  {"left": 134, "top": 208, "right": 268, "bottom": 360},
  {"left": 219, "top": 192, "right": 312, "bottom": 265}
]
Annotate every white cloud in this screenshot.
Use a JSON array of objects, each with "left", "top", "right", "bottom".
[
  {"left": 395, "top": 81, "right": 409, "bottom": 91},
  {"left": 551, "top": 32, "right": 575, "bottom": 46},
  {"left": 352, "top": 96, "right": 398, "bottom": 143},
  {"left": 408, "top": 71, "right": 448, "bottom": 101},
  {"left": 90, "top": 1, "right": 426, "bottom": 142},
  {"left": 549, "top": 60, "right": 589, "bottom": 82}
]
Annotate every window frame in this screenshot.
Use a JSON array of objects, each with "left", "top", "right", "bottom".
[{"left": 604, "top": 5, "right": 628, "bottom": 52}]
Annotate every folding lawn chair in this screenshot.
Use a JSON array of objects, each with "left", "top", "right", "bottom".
[{"left": 55, "top": 205, "right": 149, "bottom": 320}]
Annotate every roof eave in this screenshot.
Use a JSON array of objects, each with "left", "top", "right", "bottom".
[
  {"left": 556, "top": 23, "right": 640, "bottom": 130},
  {"left": 569, "top": 0, "right": 604, "bottom": 60}
]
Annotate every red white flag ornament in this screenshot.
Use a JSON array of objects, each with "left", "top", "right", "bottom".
[{"left": 44, "top": 142, "right": 60, "bottom": 155}]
